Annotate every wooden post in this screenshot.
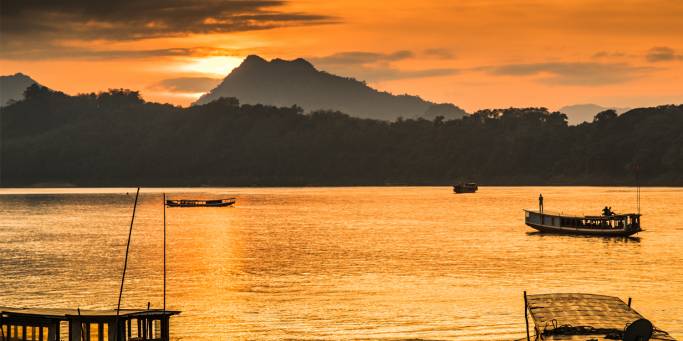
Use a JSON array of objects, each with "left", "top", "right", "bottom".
[
  {"left": 161, "top": 317, "right": 169, "bottom": 341},
  {"left": 163, "top": 192, "right": 167, "bottom": 313},
  {"left": 70, "top": 320, "right": 80, "bottom": 341},
  {"left": 524, "top": 291, "right": 530, "bottom": 341},
  {"left": 628, "top": 297, "right": 632, "bottom": 307},
  {"left": 107, "top": 320, "right": 116, "bottom": 341}
]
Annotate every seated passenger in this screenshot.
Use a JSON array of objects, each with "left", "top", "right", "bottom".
[{"left": 602, "top": 206, "right": 614, "bottom": 216}]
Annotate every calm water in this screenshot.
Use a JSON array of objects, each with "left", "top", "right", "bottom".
[{"left": 1, "top": 187, "right": 682, "bottom": 340}]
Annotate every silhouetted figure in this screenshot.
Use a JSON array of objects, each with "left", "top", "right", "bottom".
[
  {"left": 603, "top": 206, "right": 613, "bottom": 216},
  {"left": 539, "top": 193, "right": 544, "bottom": 213}
]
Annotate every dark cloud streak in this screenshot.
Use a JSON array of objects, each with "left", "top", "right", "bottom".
[
  {"left": 309, "top": 50, "right": 458, "bottom": 82},
  {"left": 485, "top": 62, "right": 654, "bottom": 85},
  {"left": 309, "top": 51, "right": 414, "bottom": 66},
  {"left": 423, "top": 48, "right": 455, "bottom": 59},
  {"left": 0, "top": 46, "right": 244, "bottom": 61},
  {"left": 646, "top": 47, "right": 683, "bottom": 62},
  {"left": 0, "top": 0, "right": 335, "bottom": 58}
]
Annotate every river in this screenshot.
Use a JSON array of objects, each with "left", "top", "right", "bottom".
[{"left": 1, "top": 187, "right": 681, "bottom": 340}]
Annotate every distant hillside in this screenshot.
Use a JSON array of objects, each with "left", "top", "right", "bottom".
[
  {"left": 559, "top": 104, "right": 629, "bottom": 125},
  {"left": 0, "top": 73, "right": 38, "bottom": 106},
  {"left": 2, "top": 85, "right": 682, "bottom": 187},
  {"left": 194, "top": 55, "right": 467, "bottom": 121}
]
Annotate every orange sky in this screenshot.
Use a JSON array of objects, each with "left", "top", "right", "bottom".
[{"left": 1, "top": 0, "right": 682, "bottom": 112}]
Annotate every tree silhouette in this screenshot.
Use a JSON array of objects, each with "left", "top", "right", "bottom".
[{"left": 1, "top": 90, "right": 681, "bottom": 186}]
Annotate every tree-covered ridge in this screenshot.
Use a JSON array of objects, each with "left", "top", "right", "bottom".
[{"left": 2, "top": 85, "right": 682, "bottom": 186}]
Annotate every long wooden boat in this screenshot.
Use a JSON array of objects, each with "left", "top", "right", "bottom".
[
  {"left": 165, "top": 198, "right": 236, "bottom": 207},
  {"left": 522, "top": 293, "right": 675, "bottom": 341},
  {"left": 453, "top": 182, "right": 478, "bottom": 193},
  {"left": 524, "top": 209, "right": 641, "bottom": 237}
]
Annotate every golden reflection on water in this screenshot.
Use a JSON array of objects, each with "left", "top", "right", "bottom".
[{"left": 1, "top": 187, "right": 682, "bottom": 340}]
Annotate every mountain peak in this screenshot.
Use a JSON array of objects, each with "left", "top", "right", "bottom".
[
  {"left": 1, "top": 73, "right": 39, "bottom": 106},
  {"left": 239, "top": 55, "right": 316, "bottom": 71},
  {"left": 559, "top": 103, "right": 630, "bottom": 125},
  {"left": 242, "top": 54, "right": 268, "bottom": 65},
  {"left": 194, "top": 56, "right": 467, "bottom": 120},
  {"left": 271, "top": 57, "right": 315, "bottom": 70}
]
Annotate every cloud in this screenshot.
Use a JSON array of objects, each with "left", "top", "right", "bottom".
[
  {"left": 338, "top": 67, "right": 459, "bottom": 82},
  {"left": 0, "top": 46, "right": 244, "bottom": 61},
  {"left": 153, "top": 77, "right": 223, "bottom": 93},
  {"left": 309, "top": 50, "right": 458, "bottom": 82},
  {"left": 309, "top": 51, "right": 414, "bottom": 66},
  {"left": 591, "top": 51, "right": 626, "bottom": 59},
  {"left": 423, "top": 48, "right": 455, "bottom": 59},
  {"left": 645, "top": 46, "right": 683, "bottom": 62},
  {"left": 0, "top": 0, "right": 334, "bottom": 57},
  {"left": 485, "top": 62, "right": 654, "bottom": 85}
]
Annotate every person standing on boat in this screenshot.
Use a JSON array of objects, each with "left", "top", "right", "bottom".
[{"left": 539, "top": 193, "right": 544, "bottom": 213}]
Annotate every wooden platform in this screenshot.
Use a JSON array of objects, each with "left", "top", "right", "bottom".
[
  {"left": 1, "top": 307, "right": 179, "bottom": 341},
  {"left": 0, "top": 307, "right": 178, "bottom": 318},
  {"left": 525, "top": 293, "right": 675, "bottom": 341}
]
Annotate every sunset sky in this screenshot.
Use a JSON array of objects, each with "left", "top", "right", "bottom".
[{"left": 1, "top": 0, "right": 682, "bottom": 112}]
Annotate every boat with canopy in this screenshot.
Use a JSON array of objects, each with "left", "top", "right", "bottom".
[
  {"left": 453, "top": 182, "right": 478, "bottom": 193},
  {"left": 165, "top": 198, "right": 235, "bottom": 207},
  {"left": 521, "top": 292, "right": 675, "bottom": 340},
  {"left": 524, "top": 209, "right": 642, "bottom": 237},
  {"left": 524, "top": 188, "right": 642, "bottom": 237}
]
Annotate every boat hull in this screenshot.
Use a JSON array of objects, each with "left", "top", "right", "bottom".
[
  {"left": 453, "top": 188, "right": 477, "bottom": 193},
  {"left": 453, "top": 183, "right": 478, "bottom": 193},
  {"left": 525, "top": 222, "right": 641, "bottom": 237},
  {"left": 166, "top": 198, "right": 236, "bottom": 207},
  {"left": 166, "top": 202, "right": 234, "bottom": 207}
]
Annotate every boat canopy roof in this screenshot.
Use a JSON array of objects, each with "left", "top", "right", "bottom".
[
  {"left": 0, "top": 307, "right": 179, "bottom": 320},
  {"left": 167, "top": 197, "right": 235, "bottom": 202},
  {"left": 527, "top": 293, "right": 641, "bottom": 331},
  {"left": 524, "top": 209, "right": 640, "bottom": 220},
  {"left": 526, "top": 293, "right": 674, "bottom": 340}
]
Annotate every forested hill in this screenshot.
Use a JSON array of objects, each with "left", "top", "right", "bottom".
[{"left": 1, "top": 85, "right": 682, "bottom": 187}]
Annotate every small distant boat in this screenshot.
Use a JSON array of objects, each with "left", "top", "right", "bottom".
[
  {"left": 166, "top": 198, "right": 236, "bottom": 207},
  {"left": 521, "top": 292, "right": 675, "bottom": 340},
  {"left": 453, "top": 182, "right": 478, "bottom": 193}
]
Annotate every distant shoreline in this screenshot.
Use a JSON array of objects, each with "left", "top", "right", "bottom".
[{"left": 1, "top": 183, "right": 681, "bottom": 189}]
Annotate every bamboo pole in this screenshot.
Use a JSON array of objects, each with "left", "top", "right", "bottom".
[
  {"left": 115, "top": 187, "right": 140, "bottom": 341},
  {"left": 163, "top": 193, "right": 167, "bottom": 312},
  {"left": 524, "top": 291, "right": 530, "bottom": 341}
]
